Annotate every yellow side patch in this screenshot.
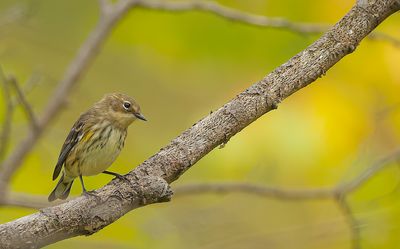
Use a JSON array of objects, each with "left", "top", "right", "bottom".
[{"left": 81, "top": 130, "right": 94, "bottom": 142}]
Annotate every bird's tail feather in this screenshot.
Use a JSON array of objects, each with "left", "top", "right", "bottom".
[{"left": 48, "top": 173, "right": 74, "bottom": 202}]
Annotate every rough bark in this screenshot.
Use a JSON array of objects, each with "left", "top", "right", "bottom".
[
  {"left": 0, "top": 176, "right": 171, "bottom": 248},
  {"left": 0, "top": 0, "right": 399, "bottom": 248}
]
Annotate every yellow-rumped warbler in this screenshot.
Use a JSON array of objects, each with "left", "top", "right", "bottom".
[{"left": 48, "top": 93, "right": 146, "bottom": 202}]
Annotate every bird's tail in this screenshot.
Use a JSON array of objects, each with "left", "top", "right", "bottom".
[{"left": 48, "top": 173, "right": 74, "bottom": 202}]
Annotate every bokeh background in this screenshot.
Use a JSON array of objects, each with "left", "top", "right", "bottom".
[{"left": 1, "top": 0, "right": 400, "bottom": 248}]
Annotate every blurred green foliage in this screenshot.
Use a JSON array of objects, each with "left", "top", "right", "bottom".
[{"left": 1, "top": 0, "right": 400, "bottom": 248}]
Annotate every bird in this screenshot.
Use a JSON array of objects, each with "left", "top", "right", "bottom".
[{"left": 48, "top": 93, "right": 146, "bottom": 202}]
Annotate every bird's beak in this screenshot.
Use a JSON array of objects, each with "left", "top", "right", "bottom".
[{"left": 134, "top": 112, "right": 147, "bottom": 121}]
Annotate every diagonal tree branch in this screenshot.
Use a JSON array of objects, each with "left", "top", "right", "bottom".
[{"left": 0, "top": 0, "right": 399, "bottom": 248}]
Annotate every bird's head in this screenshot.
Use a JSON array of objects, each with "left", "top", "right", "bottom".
[{"left": 99, "top": 93, "right": 146, "bottom": 128}]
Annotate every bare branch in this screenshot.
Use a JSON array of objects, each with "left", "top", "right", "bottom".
[
  {"left": 7, "top": 75, "right": 39, "bottom": 131},
  {"left": 20, "top": 72, "right": 42, "bottom": 97},
  {"left": 99, "top": 0, "right": 112, "bottom": 18},
  {"left": 335, "top": 148, "right": 400, "bottom": 194},
  {"left": 0, "top": 0, "right": 139, "bottom": 185},
  {"left": 99, "top": 0, "right": 109, "bottom": 11},
  {"left": 137, "top": 0, "right": 400, "bottom": 47},
  {"left": 335, "top": 196, "right": 361, "bottom": 249},
  {"left": 174, "top": 148, "right": 400, "bottom": 198},
  {"left": 175, "top": 183, "right": 334, "bottom": 200},
  {"left": 368, "top": 32, "right": 400, "bottom": 47},
  {"left": 0, "top": 192, "right": 52, "bottom": 210},
  {"left": 137, "top": 0, "right": 329, "bottom": 33},
  {"left": 0, "top": 68, "right": 14, "bottom": 161},
  {"left": 7, "top": 72, "right": 42, "bottom": 112},
  {"left": 0, "top": 0, "right": 398, "bottom": 247}
]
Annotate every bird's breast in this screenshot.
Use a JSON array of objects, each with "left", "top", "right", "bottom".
[{"left": 66, "top": 124, "right": 127, "bottom": 177}]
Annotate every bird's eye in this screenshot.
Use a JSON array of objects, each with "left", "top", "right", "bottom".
[{"left": 123, "top": 101, "right": 131, "bottom": 110}]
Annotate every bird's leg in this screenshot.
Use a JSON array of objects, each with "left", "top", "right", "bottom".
[
  {"left": 79, "top": 175, "right": 97, "bottom": 198},
  {"left": 102, "top": 170, "right": 130, "bottom": 183}
]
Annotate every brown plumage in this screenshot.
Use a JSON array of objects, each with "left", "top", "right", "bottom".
[{"left": 48, "top": 93, "right": 146, "bottom": 202}]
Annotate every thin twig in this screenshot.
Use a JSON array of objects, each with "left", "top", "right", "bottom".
[
  {"left": 174, "top": 149, "right": 400, "bottom": 200},
  {"left": 137, "top": 0, "right": 400, "bottom": 47},
  {"left": 9, "top": 72, "right": 42, "bottom": 109},
  {"left": 334, "top": 195, "right": 361, "bottom": 249},
  {"left": 175, "top": 183, "right": 335, "bottom": 200},
  {"left": 0, "top": 67, "right": 14, "bottom": 161},
  {"left": 369, "top": 32, "right": 400, "bottom": 47},
  {"left": 0, "top": 69, "right": 41, "bottom": 164},
  {"left": 7, "top": 75, "right": 39, "bottom": 130},
  {"left": 137, "top": 0, "right": 329, "bottom": 33},
  {"left": 334, "top": 148, "right": 400, "bottom": 195},
  {"left": 0, "top": 192, "right": 55, "bottom": 209}
]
